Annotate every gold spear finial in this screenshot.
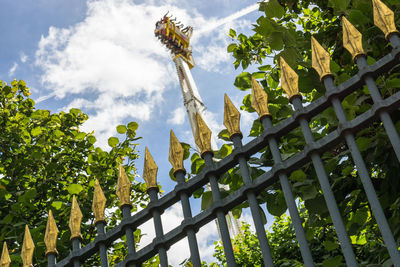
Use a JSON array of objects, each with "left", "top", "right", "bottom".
[
  {"left": 44, "top": 210, "right": 59, "bottom": 256},
  {"left": 69, "top": 196, "right": 83, "bottom": 240},
  {"left": 21, "top": 225, "right": 34, "bottom": 267},
  {"left": 311, "top": 37, "right": 333, "bottom": 80},
  {"left": 251, "top": 77, "right": 270, "bottom": 119},
  {"left": 169, "top": 130, "right": 185, "bottom": 174},
  {"left": 116, "top": 164, "right": 131, "bottom": 207},
  {"left": 223, "top": 94, "right": 242, "bottom": 139},
  {"left": 372, "top": 0, "right": 399, "bottom": 40},
  {"left": 143, "top": 147, "right": 158, "bottom": 191},
  {"left": 342, "top": 17, "right": 365, "bottom": 61},
  {"left": 194, "top": 113, "right": 212, "bottom": 156},
  {"left": 92, "top": 179, "right": 107, "bottom": 224},
  {"left": 280, "top": 57, "right": 300, "bottom": 101},
  {"left": 0, "top": 242, "right": 10, "bottom": 267}
]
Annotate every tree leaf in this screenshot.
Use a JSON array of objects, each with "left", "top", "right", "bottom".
[
  {"left": 201, "top": 191, "right": 213, "bottom": 210},
  {"left": 51, "top": 201, "right": 63, "bottom": 210},
  {"left": 323, "top": 240, "right": 339, "bottom": 251},
  {"left": 265, "top": 0, "right": 284, "bottom": 19},
  {"left": 289, "top": 169, "right": 307, "bottom": 182},
  {"left": 234, "top": 72, "right": 252, "bottom": 90},
  {"left": 117, "top": 125, "right": 127, "bottom": 134},
  {"left": 108, "top": 137, "right": 119, "bottom": 147},
  {"left": 322, "top": 255, "right": 342, "bottom": 267},
  {"left": 67, "top": 184, "right": 83, "bottom": 195},
  {"left": 227, "top": 43, "right": 236, "bottom": 53},
  {"left": 31, "top": 127, "right": 42, "bottom": 137},
  {"left": 266, "top": 191, "right": 287, "bottom": 217},
  {"left": 127, "top": 121, "right": 139, "bottom": 131}
]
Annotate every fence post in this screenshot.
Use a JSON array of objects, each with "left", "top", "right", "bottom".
[
  {"left": 251, "top": 78, "right": 315, "bottom": 266},
  {"left": 169, "top": 130, "right": 202, "bottom": 267},
  {"left": 280, "top": 57, "right": 358, "bottom": 266},
  {"left": 69, "top": 196, "right": 82, "bottom": 267},
  {"left": 143, "top": 147, "right": 169, "bottom": 267},
  {"left": 93, "top": 179, "right": 109, "bottom": 267},
  {"left": 224, "top": 94, "right": 275, "bottom": 266},
  {"left": 194, "top": 113, "right": 237, "bottom": 267},
  {"left": 117, "top": 165, "right": 139, "bottom": 267}
]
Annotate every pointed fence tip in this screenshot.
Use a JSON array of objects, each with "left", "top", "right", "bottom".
[
  {"left": 21, "top": 225, "right": 35, "bottom": 267},
  {"left": 311, "top": 36, "right": 333, "bottom": 80},
  {"left": 143, "top": 147, "right": 158, "bottom": 191},
  {"left": 69, "top": 196, "right": 83, "bottom": 241},
  {"left": 1, "top": 242, "right": 11, "bottom": 267},
  {"left": 372, "top": 0, "right": 399, "bottom": 40},
  {"left": 169, "top": 130, "right": 185, "bottom": 174},
  {"left": 342, "top": 17, "right": 365, "bottom": 61},
  {"left": 116, "top": 164, "right": 132, "bottom": 208},
  {"left": 92, "top": 179, "right": 107, "bottom": 224},
  {"left": 251, "top": 78, "right": 271, "bottom": 120},
  {"left": 194, "top": 113, "right": 212, "bottom": 157},
  {"left": 280, "top": 57, "right": 300, "bottom": 101},
  {"left": 45, "top": 210, "right": 59, "bottom": 256},
  {"left": 223, "top": 94, "right": 241, "bottom": 139}
]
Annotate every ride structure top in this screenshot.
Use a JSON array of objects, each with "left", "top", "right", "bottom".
[{"left": 155, "top": 13, "right": 195, "bottom": 69}]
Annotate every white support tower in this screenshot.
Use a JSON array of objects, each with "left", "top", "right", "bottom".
[{"left": 155, "top": 14, "right": 242, "bottom": 238}]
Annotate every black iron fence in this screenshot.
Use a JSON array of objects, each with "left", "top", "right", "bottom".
[{"left": 2, "top": 0, "right": 400, "bottom": 266}]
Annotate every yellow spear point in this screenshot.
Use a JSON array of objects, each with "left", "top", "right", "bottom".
[
  {"left": 143, "top": 147, "right": 158, "bottom": 191},
  {"left": 21, "top": 225, "right": 35, "bottom": 267},
  {"left": 342, "top": 17, "right": 365, "bottom": 61},
  {"left": 92, "top": 179, "right": 107, "bottom": 224},
  {"left": 0, "top": 242, "right": 11, "bottom": 267},
  {"left": 169, "top": 130, "right": 185, "bottom": 173},
  {"left": 44, "top": 210, "right": 59, "bottom": 256},
  {"left": 372, "top": 0, "right": 399, "bottom": 40},
  {"left": 223, "top": 94, "right": 242, "bottom": 139}
]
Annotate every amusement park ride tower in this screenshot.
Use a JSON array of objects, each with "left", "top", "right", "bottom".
[{"left": 155, "top": 14, "right": 242, "bottom": 238}]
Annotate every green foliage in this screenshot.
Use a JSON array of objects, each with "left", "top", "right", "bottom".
[
  {"left": 209, "top": 210, "right": 393, "bottom": 266},
  {"left": 0, "top": 80, "right": 147, "bottom": 265},
  {"left": 191, "top": 0, "right": 400, "bottom": 265}
]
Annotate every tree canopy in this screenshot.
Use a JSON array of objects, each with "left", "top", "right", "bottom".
[
  {"left": 188, "top": 0, "right": 400, "bottom": 265},
  {"left": 0, "top": 79, "right": 147, "bottom": 265}
]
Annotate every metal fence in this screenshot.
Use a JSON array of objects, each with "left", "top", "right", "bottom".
[{"left": 2, "top": 0, "right": 400, "bottom": 266}]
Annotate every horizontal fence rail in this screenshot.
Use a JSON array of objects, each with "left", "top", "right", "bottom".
[{"left": 2, "top": 0, "right": 400, "bottom": 266}]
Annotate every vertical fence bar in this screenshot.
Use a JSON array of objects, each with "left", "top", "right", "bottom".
[
  {"left": 148, "top": 188, "right": 169, "bottom": 267},
  {"left": 118, "top": 165, "right": 139, "bottom": 267},
  {"left": 47, "top": 253, "right": 56, "bottom": 267},
  {"left": 324, "top": 76, "right": 400, "bottom": 265},
  {"left": 356, "top": 55, "right": 400, "bottom": 161},
  {"left": 96, "top": 221, "right": 109, "bottom": 267},
  {"left": 69, "top": 196, "right": 83, "bottom": 267},
  {"left": 389, "top": 34, "right": 400, "bottom": 47},
  {"left": 175, "top": 170, "right": 202, "bottom": 267},
  {"left": 71, "top": 238, "right": 82, "bottom": 267},
  {"left": 261, "top": 116, "right": 315, "bottom": 267},
  {"left": 231, "top": 134, "right": 275, "bottom": 266},
  {"left": 291, "top": 96, "right": 358, "bottom": 266},
  {"left": 203, "top": 152, "right": 237, "bottom": 267},
  {"left": 122, "top": 206, "right": 138, "bottom": 267}
]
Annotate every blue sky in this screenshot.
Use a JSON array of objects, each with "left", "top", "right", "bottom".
[{"left": 1, "top": 0, "right": 263, "bottom": 264}]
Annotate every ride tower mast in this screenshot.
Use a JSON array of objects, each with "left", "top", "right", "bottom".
[{"left": 155, "top": 14, "right": 241, "bottom": 238}]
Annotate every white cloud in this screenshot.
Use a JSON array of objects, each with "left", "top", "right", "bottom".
[
  {"left": 34, "top": 0, "right": 255, "bottom": 149},
  {"left": 8, "top": 62, "right": 18, "bottom": 77},
  {"left": 35, "top": 0, "right": 183, "bottom": 148},
  {"left": 20, "top": 53, "right": 28, "bottom": 63},
  {"left": 167, "top": 106, "right": 186, "bottom": 125}
]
